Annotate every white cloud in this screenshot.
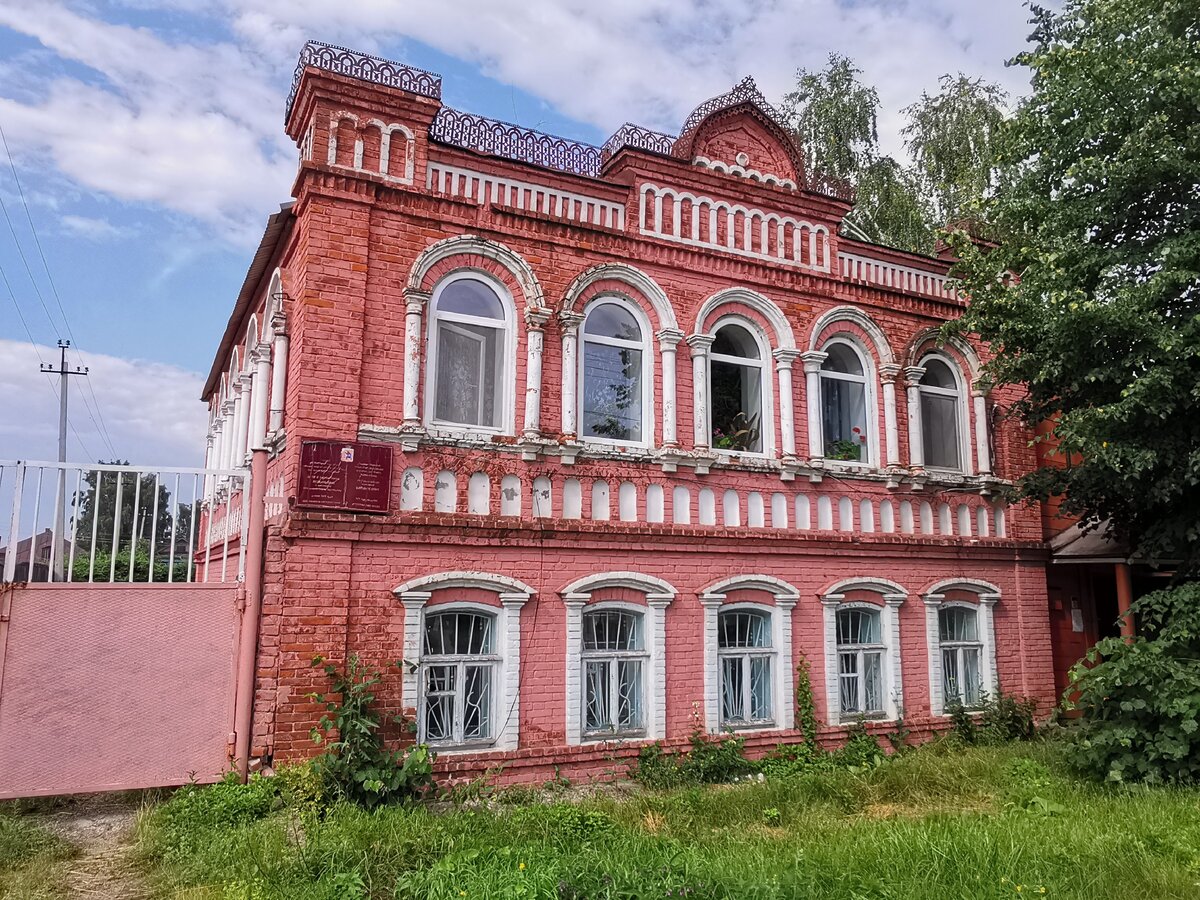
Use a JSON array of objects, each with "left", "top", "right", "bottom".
[
  {"left": 59, "top": 214, "right": 132, "bottom": 241},
  {"left": 0, "top": 0, "right": 1038, "bottom": 247},
  {"left": 0, "top": 338, "right": 207, "bottom": 466}
]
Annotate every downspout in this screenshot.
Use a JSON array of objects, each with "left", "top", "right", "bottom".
[{"left": 234, "top": 448, "right": 268, "bottom": 781}]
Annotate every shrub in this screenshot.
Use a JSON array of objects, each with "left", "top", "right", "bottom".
[
  {"left": 834, "top": 721, "right": 885, "bottom": 769},
  {"left": 1067, "top": 583, "right": 1200, "bottom": 784},
  {"left": 946, "top": 691, "right": 1038, "bottom": 745},
  {"left": 632, "top": 731, "right": 753, "bottom": 787},
  {"left": 151, "top": 772, "right": 280, "bottom": 853},
  {"left": 309, "top": 655, "right": 436, "bottom": 807}
]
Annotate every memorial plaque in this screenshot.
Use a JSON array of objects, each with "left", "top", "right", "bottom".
[{"left": 298, "top": 440, "right": 393, "bottom": 513}]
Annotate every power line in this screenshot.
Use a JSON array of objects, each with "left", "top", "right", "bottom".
[{"left": 0, "top": 119, "right": 118, "bottom": 458}]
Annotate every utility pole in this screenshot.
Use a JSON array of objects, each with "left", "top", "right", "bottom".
[{"left": 40, "top": 340, "right": 88, "bottom": 580}]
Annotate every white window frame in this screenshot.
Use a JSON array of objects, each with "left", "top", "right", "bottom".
[
  {"left": 424, "top": 271, "right": 516, "bottom": 436},
  {"left": 578, "top": 296, "right": 655, "bottom": 450},
  {"left": 917, "top": 353, "right": 972, "bottom": 474},
  {"left": 579, "top": 602, "right": 650, "bottom": 739},
  {"left": 821, "top": 581, "right": 906, "bottom": 724},
  {"left": 416, "top": 605, "right": 500, "bottom": 747},
  {"left": 834, "top": 605, "right": 887, "bottom": 719},
  {"left": 715, "top": 603, "right": 778, "bottom": 729},
  {"left": 818, "top": 337, "right": 878, "bottom": 468},
  {"left": 707, "top": 315, "right": 774, "bottom": 459},
  {"left": 923, "top": 581, "right": 999, "bottom": 716}
]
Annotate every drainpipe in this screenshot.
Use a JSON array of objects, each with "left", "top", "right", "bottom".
[
  {"left": 234, "top": 447, "right": 268, "bottom": 781},
  {"left": 1115, "top": 562, "right": 1135, "bottom": 641}
]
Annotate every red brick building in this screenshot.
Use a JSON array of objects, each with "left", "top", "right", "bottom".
[{"left": 202, "top": 43, "right": 1056, "bottom": 782}]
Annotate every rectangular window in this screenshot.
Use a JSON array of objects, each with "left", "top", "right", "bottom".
[
  {"left": 942, "top": 646, "right": 981, "bottom": 707},
  {"left": 434, "top": 321, "right": 500, "bottom": 427},
  {"left": 582, "top": 343, "right": 643, "bottom": 442},
  {"left": 821, "top": 379, "right": 867, "bottom": 458},
  {"left": 838, "top": 649, "right": 884, "bottom": 716},
  {"left": 710, "top": 360, "right": 763, "bottom": 453},
  {"left": 922, "top": 393, "right": 961, "bottom": 469}
]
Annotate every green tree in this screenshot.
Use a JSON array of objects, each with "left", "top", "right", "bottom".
[
  {"left": 783, "top": 53, "right": 881, "bottom": 183},
  {"left": 902, "top": 74, "right": 1007, "bottom": 227},
  {"left": 948, "top": 0, "right": 1200, "bottom": 573}
]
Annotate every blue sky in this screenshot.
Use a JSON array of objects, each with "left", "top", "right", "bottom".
[{"left": 0, "top": 0, "right": 1036, "bottom": 465}]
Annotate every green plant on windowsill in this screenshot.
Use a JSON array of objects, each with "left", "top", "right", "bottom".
[
  {"left": 713, "top": 412, "right": 760, "bottom": 452},
  {"left": 827, "top": 426, "right": 867, "bottom": 461}
]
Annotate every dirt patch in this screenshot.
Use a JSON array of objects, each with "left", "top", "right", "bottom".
[{"left": 38, "top": 795, "right": 149, "bottom": 899}]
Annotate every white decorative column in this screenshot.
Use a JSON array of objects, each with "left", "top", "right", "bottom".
[
  {"left": 820, "top": 596, "right": 842, "bottom": 724},
  {"left": 559, "top": 312, "right": 584, "bottom": 439},
  {"left": 399, "top": 592, "right": 431, "bottom": 729},
  {"left": 249, "top": 345, "right": 271, "bottom": 450},
  {"left": 773, "top": 349, "right": 800, "bottom": 460},
  {"left": 522, "top": 309, "right": 551, "bottom": 440},
  {"left": 801, "top": 351, "right": 828, "bottom": 463},
  {"left": 646, "top": 593, "right": 674, "bottom": 739},
  {"left": 979, "top": 592, "right": 1000, "bottom": 698},
  {"left": 218, "top": 399, "right": 235, "bottom": 471},
  {"left": 922, "top": 594, "right": 945, "bottom": 715},
  {"left": 973, "top": 385, "right": 992, "bottom": 475},
  {"left": 880, "top": 364, "right": 902, "bottom": 469},
  {"left": 904, "top": 366, "right": 927, "bottom": 473},
  {"left": 232, "top": 374, "right": 252, "bottom": 466},
  {"left": 498, "top": 593, "right": 531, "bottom": 750},
  {"left": 657, "top": 329, "right": 684, "bottom": 448},
  {"left": 402, "top": 290, "right": 429, "bottom": 428},
  {"left": 882, "top": 593, "right": 906, "bottom": 720},
  {"left": 700, "top": 595, "right": 723, "bottom": 732},
  {"left": 776, "top": 597, "right": 798, "bottom": 730},
  {"left": 268, "top": 312, "right": 289, "bottom": 435},
  {"left": 205, "top": 424, "right": 219, "bottom": 498},
  {"left": 563, "top": 594, "right": 587, "bottom": 744},
  {"left": 687, "top": 334, "right": 715, "bottom": 450}
]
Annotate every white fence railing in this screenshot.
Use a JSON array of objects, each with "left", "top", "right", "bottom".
[{"left": 0, "top": 461, "right": 249, "bottom": 585}]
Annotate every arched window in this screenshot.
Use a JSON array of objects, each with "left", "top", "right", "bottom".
[
  {"left": 420, "top": 609, "right": 499, "bottom": 746},
  {"left": 581, "top": 608, "right": 647, "bottom": 736},
  {"left": 427, "top": 274, "right": 511, "bottom": 431},
  {"left": 580, "top": 299, "right": 649, "bottom": 445},
  {"left": 820, "top": 340, "right": 871, "bottom": 463},
  {"left": 710, "top": 322, "right": 766, "bottom": 454},
  {"left": 718, "top": 608, "right": 774, "bottom": 725},
  {"left": 836, "top": 606, "right": 885, "bottom": 716},
  {"left": 938, "top": 605, "right": 982, "bottom": 708},
  {"left": 919, "top": 357, "right": 966, "bottom": 471}
]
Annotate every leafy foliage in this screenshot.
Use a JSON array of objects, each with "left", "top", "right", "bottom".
[
  {"left": 946, "top": 691, "right": 1039, "bottom": 745},
  {"left": 793, "top": 653, "right": 820, "bottom": 747},
  {"left": 783, "top": 53, "right": 881, "bottom": 183},
  {"left": 949, "top": 0, "right": 1200, "bottom": 572},
  {"left": 70, "top": 538, "right": 191, "bottom": 582},
  {"left": 308, "top": 655, "right": 435, "bottom": 808},
  {"left": 633, "top": 731, "right": 753, "bottom": 788},
  {"left": 1067, "top": 584, "right": 1200, "bottom": 783}
]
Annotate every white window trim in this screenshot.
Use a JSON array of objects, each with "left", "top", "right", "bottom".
[
  {"left": 399, "top": 590, "right": 529, "bottom": 753},
  {"left": 561, "top": 573, "right": 676, "bottom": 745},
  {"left": 577, "top": 295, "right": 656, "bottom": 450},
  {"left": 423, "top": 270, "right": 518, "bottom": 436},
  {"left": 713, "top": 603, "right": 780, "bottom": 729},
  {"left": 817, "top": 336, "right": 880, "bottom": 469},
  {"left": 706, "top": 314, "right": 775, "bottom": 460},
  {"left": 699, "top": 580, "right": 797, "bottom": 734},
  {"left": 572, "top": 600, "right": 653, "bottom": 740},
  {"left": 924, "top": 585, "right": 999, "bottom": 716},
  {"left": 821, "top": 586, "right": 906, "bottom": 724},
  {"left": 916, "top": 353, "right": 973, "bottom": 475}
]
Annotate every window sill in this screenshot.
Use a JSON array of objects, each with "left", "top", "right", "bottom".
[{"left": 719, "top": 721, "right": 777, "bottom": 732}]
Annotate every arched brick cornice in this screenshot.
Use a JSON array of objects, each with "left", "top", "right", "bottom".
[
  {"left": 809, "top": 305, "right": 895, "bottom": 365},
  {"left": 695, "top": 287, "right": 796, "bottom": 349},
  {"left": 820, "top": 576, "right": 908, "bottom": 600},
  {"left": 392, "top": 570, "right": 537, "bottom": 599},
  {"left": 699, "top": 574, "right": 801, "bottom": 602},
  {"left": 407, "top": 234, "right": 546, "bottom": 310},
  {"left": 562, "top": 263, "right": 678, "bottom": 331},
  {"left": 559, "top": 571, "right": 678, "bottom": 599},
  {"left": 905, "top": 327, "right": 982, "bottom": 380}
]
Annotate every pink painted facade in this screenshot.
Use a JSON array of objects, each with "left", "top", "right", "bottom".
[{"left": 202, "top": 44, "right": 1055, "bottom": 782}]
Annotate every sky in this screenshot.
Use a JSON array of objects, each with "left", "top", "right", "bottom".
[{"left": 0, "top": 0, "right": 1040, "bottom": 467}]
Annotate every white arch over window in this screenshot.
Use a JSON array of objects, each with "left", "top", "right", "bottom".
[
  {"left": 407, "top": 234, "right": 545, "bottom": 310},
  {"left": 807, "top": 305, "right": 894, "bottom": 363},
  {"left": 394, "top": 572, "right": 533, "bottom": 752},
  {"left": 694, "top": 287, "right": 796, "bottom": 350},
  {"left": 918, "top": 353, "right": 972, "bottom": 473},
  {"left": 562, "top": 263, "right": 678, "bottom": 330},
  {"left": 906, "top": 330, "right": 990, "bottom": 476},
  {"left": 578, "top": 296, "right": 654, "bottom": 447},
  {"left": 560, "top": 571, "right": 676, "bottom": 744},
  {"left": 820, "top": 578, "right": 907, "bottom": 723},
  {"left": 922, "top": 579, "right": 1000, "bottom": 716},
  {"left": 424, "top": 271, "right": 516, "bottom": 434},
  {"left": 699, "top": 574, "right": 801, "bottom": 602}
]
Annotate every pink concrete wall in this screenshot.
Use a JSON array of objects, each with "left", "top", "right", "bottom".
[{"left": 0, "top": 583, "right": 241, "bottom": 798}]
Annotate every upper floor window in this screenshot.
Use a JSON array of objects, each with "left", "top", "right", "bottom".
[
  {"left": 420, "top": 609, "right": 498, "bottom": 746},
  {"left": 820, "top": 341, "right": 872, "bottom": 464},
  {"left": 836, "top": 606, "right": 885, "bottom": 717},
  {"left": 428, "top": 275, "right": 511, "bottom": 431},
  {"left": 582, "top": 608, "right": 646, "bottom": 736},
  {"left": 938, "top": 605, "right": 982, "bottom": 707},
  {"left": 919, "top": 357, "right": 965, "bottom": 471},
  {"left": 581, "top": 300, "right": 649, "bottom": 445},
  {"left": 710, "top": 322, "right": 766, "bottom": 454},
  {"left": 718, "top": 608, "right": 774, "bottom": 725}
]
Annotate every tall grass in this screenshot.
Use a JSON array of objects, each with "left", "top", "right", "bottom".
[
  {"left": 0, "top": 807, "right": 74, "bottom": 899},
  {"left": 138, "top": 742, "right": 1200, "bottom": 900}
]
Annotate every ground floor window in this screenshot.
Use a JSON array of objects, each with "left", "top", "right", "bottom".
[
  {"left": 939, "top": 605, "right": 982, "bottom": 707},
  {"left": 420, "top": 610, "right": 498, "bottom": 746},
  {"left": 582, "top": 608, "right": 646, "bottom": 736},
  {"left": 718, "top": 609, "right": 774, "bottom": 725},
  {"left": 836, "top": 606, "right": 885, "bottom": 716}
]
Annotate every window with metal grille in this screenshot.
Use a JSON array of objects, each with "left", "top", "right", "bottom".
[
  {"left": 420, "top": 610, "right": 498, "bottom": 746},
  {"left": 836, "top": 606, "right": 885, "bottom": 716},
  {"left": 717, "top": 609, "right": 774, "bottom": 725},
  {"left": 581, "top": 608, "right": 646, "bottom": 736},
  {"left": 939, "top": 605, "right": 982, "bottom": 707}
]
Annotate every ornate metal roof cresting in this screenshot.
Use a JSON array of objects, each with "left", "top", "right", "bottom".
[
  {"left": 430, "top": 108, "right": 603, "bottom": 177},
  {"left": 286, "top": 41, "right": 442, "bottom": 121},
  {"left": 600, "top": 123, "right": 677, "bottom": 164}
]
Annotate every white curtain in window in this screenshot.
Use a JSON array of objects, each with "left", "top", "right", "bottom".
[
  {"left": 582, "top": 609, "right": 646, "bottom": 734},
  {"left": 717, "top": 609, "right": 774, "bottom": 724},
  {"left": 836, "top": 607, "right": 884, "bottom": 715},
  {"left": 421, "top": 611, "right": 498, "bottom": 745}
]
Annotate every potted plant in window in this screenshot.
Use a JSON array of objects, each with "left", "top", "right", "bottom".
[
  {"left": 827, "top": 426, "right": 867, "bottom": 461},
  {"left": 713, "top": 412, "right": 760, "bottom": 453}
]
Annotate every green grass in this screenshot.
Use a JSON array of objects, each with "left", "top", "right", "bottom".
[
  {"left": 137, "top": 742, "right": 1200, "bottom": 900},
  {"left": 0, "top": 807, "right": 74, "bottom": 899}
]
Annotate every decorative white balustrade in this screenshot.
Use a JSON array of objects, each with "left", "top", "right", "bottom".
[
  {"left": 638, "top": 183, "right": 832, "bottom": 271},
  {"left": 397, "top": 467, "right": 1007, "bottom": 540},
  {"left": 427, "top": 162, "right": 626, "bottom": 230},
  {"left": 0, "top": 460, "right": 249, "bottom": 584},
  {"left": 839, "top": 252, "right": 958, "bottom": 301}
]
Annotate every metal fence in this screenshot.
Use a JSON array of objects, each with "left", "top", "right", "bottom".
[{"left": 0, "top": 460, "right": 249, "bottom": 584}]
